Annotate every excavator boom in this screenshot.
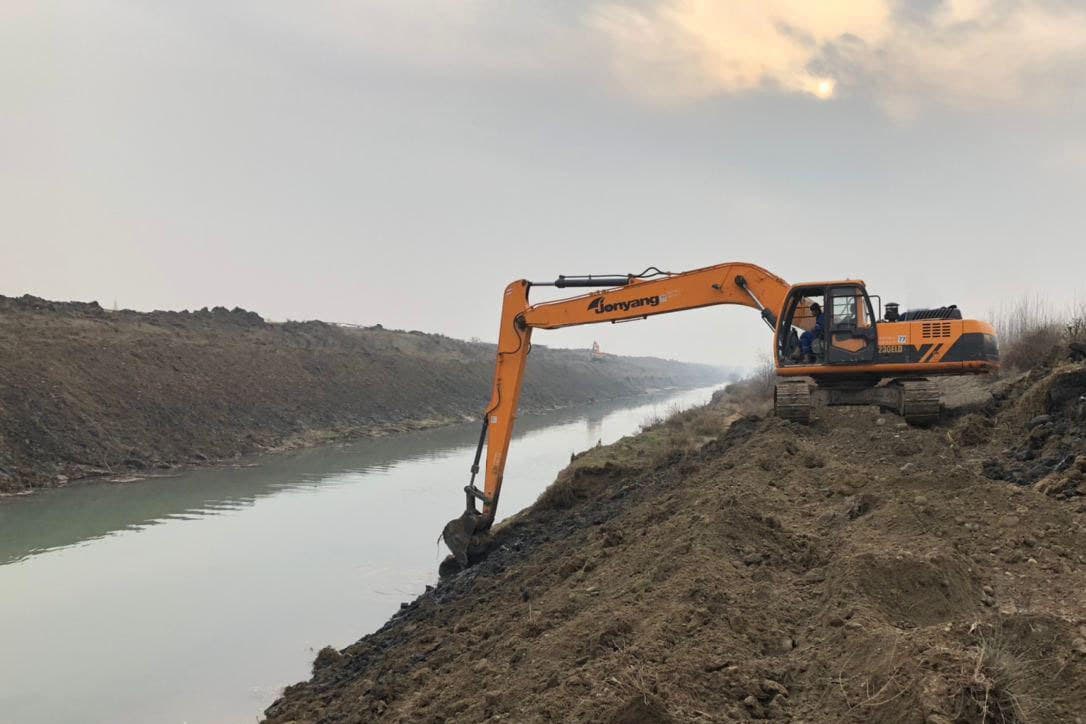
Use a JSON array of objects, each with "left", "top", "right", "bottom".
[
  {"left": 442, "top": 263, "right": 794, "bottom": 569},
  {"left": 524, "top": 263, "right": 790, "bottom": 329}
]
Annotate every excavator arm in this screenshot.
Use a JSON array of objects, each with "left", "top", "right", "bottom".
[{"left": 441, "top": 262, "right": 792, "bottom": 568}]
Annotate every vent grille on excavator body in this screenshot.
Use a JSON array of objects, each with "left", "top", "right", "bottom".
[{"left": 921, "top": 322, "right": 953, "bottom": 339}]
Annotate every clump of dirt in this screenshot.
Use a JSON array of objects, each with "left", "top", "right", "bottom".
[
  {"left": 264, "top": 383, "right": 1086, "bottom": 723},
  {"left": 608, "top": 694, "right": 673, "bottom": 723},
  {"left": 0, "top": 294, "right": 723, "bottom": 493},
  {"left": 981, "top": 360, "right": 1086, "bottom": 497},
  {"left": 952, "top": 413, "right": 994, "bottom": 447},
  {"left": 1033, "top": 456, "right": 1086, "bottom": 498}
]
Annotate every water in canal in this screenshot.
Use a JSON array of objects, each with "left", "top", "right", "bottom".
[{"left": 0, "top": 385, "right": 721, "bottom": 724}]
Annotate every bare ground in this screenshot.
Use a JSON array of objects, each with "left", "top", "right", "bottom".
[{"left": 265, "top": 358, "right": 1086, "bottom": 723}]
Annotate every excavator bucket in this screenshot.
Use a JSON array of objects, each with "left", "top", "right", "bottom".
[{"left": 441, "top": 510, "right": 477, "bottom": 568}]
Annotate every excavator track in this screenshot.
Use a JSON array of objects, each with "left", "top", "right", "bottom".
[
  {"left": 774, "top": 380, "right": 812, "bottom": 423},
  {"left": 894, "top": 378, "right": 941, "bottom": 426}
]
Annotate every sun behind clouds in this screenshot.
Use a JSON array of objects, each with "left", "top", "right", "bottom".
[{"left": 812, "top": 78, "right": 836, "bottom": 100}]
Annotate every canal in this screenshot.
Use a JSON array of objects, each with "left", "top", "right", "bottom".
[{"left": 0, "top": 385, "right": 721, "bottom": 723}]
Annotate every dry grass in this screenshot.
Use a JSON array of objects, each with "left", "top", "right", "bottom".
[
  {"left": 989, "top": 296, "right": 1086, "bottom": 371},
  {"left": 638, "top": 402, "right": 685, "bottom": 432},
  {"left": 537, "top": 400, "right": 740, "bottom": 512},
  {"left": 1068, "top": 301, "right": 1086, "bottom": 346},
  {"left": 960, "top": 639, "right": 1029, "bottom": 723},
  {"left": 956, "top": 624, "right": 1056, "bottom": 724},
  {"left": 718, "top": 354, "right": 776, "bottom": 407},
  {"left": 631, "top": 403, "right": 739, "bottom": 460}
]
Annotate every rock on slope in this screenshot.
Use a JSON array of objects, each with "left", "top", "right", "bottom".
[
  {"left": 265, "top": 363, "right": 1086, "bottom": 723},
  {"left": 0, "top": 295, "right": 724, "bottom": 493}
]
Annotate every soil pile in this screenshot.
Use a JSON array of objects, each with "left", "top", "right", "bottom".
[
  {"left": 977, "top": 362, "right": 1086, "bottom": 500},
  {"left": 266, "top": 363, "right": 1086, "bottom": 723},
  {"left": 0, "top": 295, "right": 724, "bottom": 493}
]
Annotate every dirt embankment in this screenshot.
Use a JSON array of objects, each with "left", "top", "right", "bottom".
[
  {"left": 266, "top": 357, "right": 1086, "bottom": 723},
  {"left": 0, "top": 295, "right": 725, "bottom": 493}
]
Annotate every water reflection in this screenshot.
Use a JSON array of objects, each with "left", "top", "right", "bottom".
[
  {"left": 0, "top": 385, "right": 721, "bottom": 724},
  {"left": 0, "top": 388, "right": 704, "bottom": 566}
]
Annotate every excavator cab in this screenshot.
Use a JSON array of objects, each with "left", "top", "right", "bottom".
[
  {"left": 776, "top": 284, "right": 878, "bottom": 367},
  {"left": 826, "top": 285, "right": 878, "bottom": 364}
]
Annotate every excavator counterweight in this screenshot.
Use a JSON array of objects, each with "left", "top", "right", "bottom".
[{"left": 440, "top": 262, "right": 998, "bottom": 571}]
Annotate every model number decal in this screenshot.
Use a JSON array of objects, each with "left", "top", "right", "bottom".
[{"left": 879, "top": 344, "right": 903, "bottom": 353}]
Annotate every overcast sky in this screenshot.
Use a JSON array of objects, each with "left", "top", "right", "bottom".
[{"left": 3, "top": 1, "right": 1085, "bottom": 365}]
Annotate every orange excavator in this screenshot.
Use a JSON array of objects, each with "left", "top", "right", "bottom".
[{"left": 441, "top": 262, "right": 998, "bottom": 570}]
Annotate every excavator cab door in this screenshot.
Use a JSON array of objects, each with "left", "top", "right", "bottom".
[{"left": 825, "top": 286, "right": 877, "bottom": 365}]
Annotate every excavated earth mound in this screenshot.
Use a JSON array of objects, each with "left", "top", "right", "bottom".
[
  {"left": 979, "top": 361, "right": 1086, "bottom": 499},
  {"left": 266, "top": 369, "right": 1086, "bottom": 723},
  {"left": 0, "top": 295, "right": 722, "bottom": 493}
]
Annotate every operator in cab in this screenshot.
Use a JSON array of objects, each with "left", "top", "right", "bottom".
[{"left": 800, "top": 302, "right": 824, "bottom": 363}]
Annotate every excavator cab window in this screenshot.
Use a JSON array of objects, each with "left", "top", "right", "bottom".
[
  {"left": 831, "top": 295, "right": 857, "bottom": 326},
  {"left": 824, "top": 285, "right": 878, "bottom": 364},
  {"left": 777, "top": 288, "right": 825, "bottom": 365}
]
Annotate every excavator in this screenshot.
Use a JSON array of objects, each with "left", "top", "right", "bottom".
[{"left": 441, "top": 262, "right": 998, "bottom": 571}]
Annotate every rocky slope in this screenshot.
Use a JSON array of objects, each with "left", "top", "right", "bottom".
[
  {"left": 265, "top": 357, "right": 1086, "bottom": 723},
  {"left": 0, "top": 295, "right": 725, "bottom": 493}
]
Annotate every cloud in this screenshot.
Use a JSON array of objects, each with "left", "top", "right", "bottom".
[
  {"left": 589, "top": 1, "right": 888, "bottom": 101},
  {"left": 219, "top": 1, "right": 593, "bottom": 77},
  {"left": 587, "top": 0, "right": 1086, "bottom": 112},
  {"left": 167, "top": 0, "right": 1086, "bottom": 116}
]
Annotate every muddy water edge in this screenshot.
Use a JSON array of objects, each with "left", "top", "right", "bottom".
[{"left": 0, "top": 385, "right": 721, "bottom": 724}]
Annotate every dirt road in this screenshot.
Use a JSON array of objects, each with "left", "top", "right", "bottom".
[
  {"left": 266, "top": 360, "right": 1086, "bottom": 723},
  {"left": 0, "top": 295, "right": 724, "bottom": 493}
]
